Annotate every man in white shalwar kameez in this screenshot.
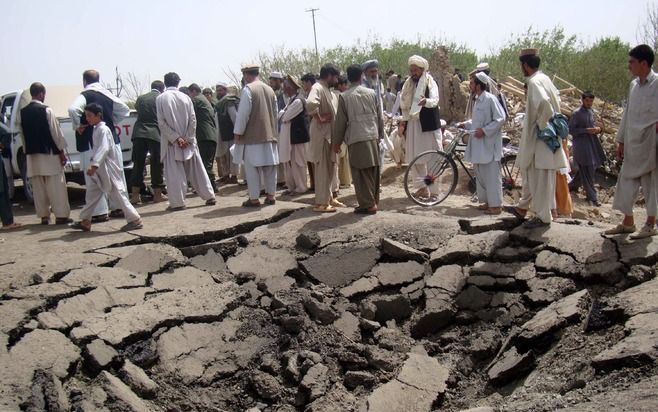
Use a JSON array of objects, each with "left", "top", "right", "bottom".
[
  {"left": 233, "top": 64, "right": 279, "bottom": 207},
  {"left": 398, "top": 55, "right": 443, "bottom": 198},
  {"left": 20, "top": 83, "right": 72, "bottom": 225},
  {"left": 458, "top": 72, "right": 506, "bottom": 215},
  {"left": 69, "top": 70, "right": 129, "bottom": 220},
  {"left": 606, "top": 45, "right": 658, "bottom": 239},
  {"left": 506, "top": 49, "right": 567, "bottom": 228},
  {"left": 278, "top": 75, "right": 309, "bottom": 195},
  {"left": 156, "top": 72, "right": 216, "bottom": 211},
  {"left": 72, "top": 103, "right": 142, "bottom": 232}
]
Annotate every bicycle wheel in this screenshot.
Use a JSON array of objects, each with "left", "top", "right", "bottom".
[
  {"left": 404, "top": 150, "right": 458, "bottom": 206},
  {"left": 501, "top": 155, "right": 521, "bottom": 191}
]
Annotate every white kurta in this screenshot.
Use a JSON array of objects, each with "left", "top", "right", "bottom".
[
  {"left": 278, "top": 93, "right": 309, "bottom": 193},
  {"left": 79, "top": 123, "right": 139, "bottom": 223},
  {"left": 402, "top": 76, "right": 443, "bottom": 162},
  {"left": 156, "top": 87, "right": 215, "bottom": 208}
]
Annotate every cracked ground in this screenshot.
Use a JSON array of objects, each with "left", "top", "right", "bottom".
[{"left": 1, "top": 172, "right": 658, "bottom": 412}]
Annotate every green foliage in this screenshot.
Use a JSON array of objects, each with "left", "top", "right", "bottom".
[
  {"left": 255, "top": 27, "right": 631, "bottom": 103},
  {"left": 484, "top": 27, "right": 630, "bottom": 103}
]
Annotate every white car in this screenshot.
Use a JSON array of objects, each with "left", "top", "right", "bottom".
[{"left": 0, "top": 88, "right": 136, "bottom": 201}]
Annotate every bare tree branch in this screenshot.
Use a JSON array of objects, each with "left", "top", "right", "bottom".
[{"left": 637, "top": 2, "right": 658, "bottom": 52}]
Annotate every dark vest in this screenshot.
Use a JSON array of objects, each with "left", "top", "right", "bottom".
[
  {"left": 76, "top": 90, "right": 120, "bottom": 151},
  {"left": 20, "top": 102, "right": 59, "bottom": 155},
  {"left": 289, "top": 97, "right": 310, "bottom": 145},
  {"left": 216, "top": 95, "right": 240, "bottom": 142},
  {"left": 419, "top": 84, "right": 441, "bottom": 132}
]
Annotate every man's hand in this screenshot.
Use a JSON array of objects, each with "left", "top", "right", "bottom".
[
  {"left": 332, "top": 144, "right": 342, "bottom": 154},
  {"left": 586, "top": 127, "right": 601, "bottom": 135},
  {"left": 616, "top": 142, "right": 624, "bottom": 161},
  {"left": 418, "top": 97, "right": 427, "bottom": 107},
  {"left": 398, "top": 122, "right": 406, "bottom": 138},
  {"left": 234, "top": 134, "right": 241, "bottom": 143},
  {"left": 59, "top": 152, "right": 67, "bottom": 167},
  {"left": 176, "top": 137, "right": 189, "bottom": 148},
  {"left": 474, "top": 128, "right": 485, "bottom": 138},
  {"left": 76, "top": 125, "right": 87, "bottom": 135},
  {"left": 316, "top": 113, "right": 332, "bottom": 123},
  {"left": 86, "top": 165, "right": 98, "bottom": 176},
  {"left": 456, "top": 122, "right": 465, "bottom": 129}
]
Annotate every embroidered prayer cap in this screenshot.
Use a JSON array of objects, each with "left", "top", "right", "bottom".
[
  {"left": 476, "top": 62, "right": 489, "bottom": 72},
  {"left": 475, "top": 71, "right": 491, "bottom": 84},
  {"left": 216, "top": 81, "right": 228, "bottom": 88},
  {"left": 241, "top": 63, "right": 260, "bottom": 72},
  {"left": 362, "top": 59, "right": 379, "bottom": 71},
  {"left": 269, "top": 71, "right": 284, "bottom": 80},
  {"left": 520, "top": 48, "right": 539, "bottom": 57},
  {"left": 408, "top": 55, "right": 429, "bottom": 70},
  {"left": 285, "top": 74, "right": 302, "bottom": 90}
]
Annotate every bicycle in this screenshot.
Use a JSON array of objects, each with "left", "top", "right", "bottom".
[{"left": 403, "top": 129, "right": 520, "bottom": 207}]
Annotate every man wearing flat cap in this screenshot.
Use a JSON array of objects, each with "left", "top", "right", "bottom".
[
  {"left": 398, "top": 55, "right": 443, "bottom": 199},
  {"left": 457, "top": 72, "right": 506, "bottom": 215},
  {"left": 465, "top": 62, "right": 508, "bottom": 119},
  {"left": 233, "top": 64, "right": 279, "bottom": 207},
  {"left": 506, "top": 49, "right": 566, "bottom": 228}
]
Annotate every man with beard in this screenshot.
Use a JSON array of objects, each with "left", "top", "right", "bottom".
[{"left": 188, "top": 83, "right": 219, "bottom": 192}]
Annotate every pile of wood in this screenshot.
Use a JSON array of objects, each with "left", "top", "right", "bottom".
[{"left": 500, "top": 75, "right": 624, "bottom": 173}]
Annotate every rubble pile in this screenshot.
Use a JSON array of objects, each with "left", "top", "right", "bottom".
[{"left": 1, "top": 207, "right": 657, "bottom": 411}]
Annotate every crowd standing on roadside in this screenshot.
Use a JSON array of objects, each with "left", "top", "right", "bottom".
[{"left": 3, "top": 44, "right": 657, "bottom": 240}]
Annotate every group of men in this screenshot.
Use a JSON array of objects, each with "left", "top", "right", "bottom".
[{"left": 4, "top": 44, "right": 658, "bottom": 239}]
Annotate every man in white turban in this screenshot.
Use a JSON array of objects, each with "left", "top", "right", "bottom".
[{"left": 398, "top": 55, "right": 443, "bottom": 199}]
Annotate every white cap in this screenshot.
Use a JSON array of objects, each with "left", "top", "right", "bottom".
[
  {"left": 269, "top": 71, "right": 283, "bottom": 80},
  {"left": 476, "top": 62, "right": 489, "bottom": 71},
  {"left": 475, "top": 72, "right": 490, "bottom": 84}
]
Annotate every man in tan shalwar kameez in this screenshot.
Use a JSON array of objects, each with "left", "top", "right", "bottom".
[{"left": 307, "top": 63, "right": 344, "bottom": 212}]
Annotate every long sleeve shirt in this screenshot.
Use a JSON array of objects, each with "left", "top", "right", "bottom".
[
  {"left": 464, "top": 91, "right": 505, "bottom": 164},
  {"left": 569, "top": 106, "right": 602, "bottom": 166},
  {"left": 21, "top": 100, "right": 67, "bottom": 177},
  {"left": 233, "top": 86, "right": 277, "bottom": 136},
  {"left": 89, "top": 122, "right": 125, "bottom": 192},
  {"left": 68, "top": 83, "right": 130, "bottom": 130},
  {"left": 156, "top": 87, "right": 197, "bottom": 161},
  {"left": 615, "top": 70, "right": 658, "bottom": 178}
]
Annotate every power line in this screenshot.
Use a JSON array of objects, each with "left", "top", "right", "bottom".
[{"left": 306, "top": 8, "right": 320, "bottom": 66}]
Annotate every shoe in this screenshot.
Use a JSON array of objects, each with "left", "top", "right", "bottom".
[
  {"left": 130, "top": 187, "right": 142, "bottom": 204},
  {"left": 166, "top": 205, "right": 186, "bottom": 211},
  {"left": 40, "top": 217, "right": 50, "bottom": 225},
  {"left": 205, "top": 198, "right": 217, "bottom": 206},
  {"left": 354, "top": 207, "right": 377, "bottom": 215},
  {"left": 477, "top": 203, "right": 489, "bottom": 211},
  {"left": 109, "top": 209, "right": 124, "bottom": 218},
  {"left": 522, "top": 217, "right": 550, "bottom": 229},
  {"left": 70, "top": 221, "right": 91, "bottom": 231},
  {"left": 91, "top": 214, "right": 109, "bottom": 223},
  {"left": 264, "top": 198, "right": 276, "bottom": 206},
  {"left": 604, "top": 224, "right": 636, "bottom": 235},
  {"left": 589, "top": 199, "right": 602, "bottom": 207},
  {"left": 55, "top": 218, "right": 73, "bottom": 225},
  {"left": 630, "top": 225, "right": 658, "bottom": 240},
  {"left": 484, "top": 207, "right": 502, "bottom": 215},
  {"left": 330, "top": 199, "right": 346, "bottom": 208},
  {"left": 503, "top": 206, "right": 526, "bottom": 220},
  {"left": 152, "top": 188, "right": 167, "bottom": 203},
  {"left": 242, "top": 200, "right": 261, "bottom": 208},
  {"left": 121, "top": 220, "right": 143, "bottom": 231},
  {"left": 313, "top": 205, "right": 336, "bottom": 213}
]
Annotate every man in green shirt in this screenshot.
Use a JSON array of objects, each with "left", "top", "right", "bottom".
[
  {"left": 130, "top": 80, "right": 166, "bottom": 204},
  {"left": 189, "top": 83, "right": 219, "bottom": 192}
]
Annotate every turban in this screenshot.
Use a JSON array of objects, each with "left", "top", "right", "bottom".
[
  {"left": 408, "top": 55, "right": 428, "bottom": 70},
  {"left": 362, "top": 59, "right": 379, "bottom": 71}
]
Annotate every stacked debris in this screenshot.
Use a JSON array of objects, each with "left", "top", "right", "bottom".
[{"left": 499, "top": 75, "right": 625, "bottom": 174}]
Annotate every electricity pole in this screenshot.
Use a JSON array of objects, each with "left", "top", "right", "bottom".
[{"left": 306, "top": 8, "right": 320, "bottom": 67}]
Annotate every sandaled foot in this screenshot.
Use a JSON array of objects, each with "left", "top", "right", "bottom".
[
  {"left": 330, "top": 199, "right": 346, "bottom": 208},
  {"left": 484, "top": 207, "right": 502, "bottom": 215},
  {"left": 205, "top": 198, "right": 217, "bottom": 206},
  {"left": 313, "top": 205, "right": 336, "bottom": 213},
  {"left": 522, "top": 217, "right": 550, "bottom": 229},
  {"left": 604, "top": 223, "right": 637, "bottom": 235},
  {"left": 354, "top": 207, "right": 377, "bottom": 215},
  {"left": 503, "top": 206, "right": 527, "bottom": 220},
  {"left": 629, "top": 224, "right": 658, "bottom": 240},
  {"left": 167, "top": 205, "right": 186, "bottom": 211},
  {"left": 121, "top": 220, "right": 143, "bottom": 231},
  {"left": 242, "top": 200, "right": 261, "bottom": 208},
  {"left": 477, "top": 203, "right": 489, "bottom": 211},
  {"left": 70, "top": 221, "right": 91, "bottom": 231},
  {"left": 1, "top": 222, "right": 22, "bottom": 230},
  {"left": 264, "top": 198, "right": 276, "bottom": 206},
  {"left": 91, "top": 214, "right": 109, "bottom": 223}
]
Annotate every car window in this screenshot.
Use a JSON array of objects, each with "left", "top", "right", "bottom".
[{"left": 1, "top": 96, "right": 16, "bottom": 125}]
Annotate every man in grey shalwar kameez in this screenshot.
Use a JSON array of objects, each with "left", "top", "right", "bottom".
[
  {"left": 458, "top": 72, "right": 506, "bottom": 215},
  {"left": 156, "top": 72, "right": 216, "bottom": 211},
  {"left": 606, "top": 45, "right": 658, "bottom": 239}
]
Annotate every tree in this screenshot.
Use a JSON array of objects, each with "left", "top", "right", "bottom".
[
  {"left": 637, "top": 2, "right": 658, "bottom": 52},
  {"left": 122, "top": 72, "right": 149, "bottom": 104}
]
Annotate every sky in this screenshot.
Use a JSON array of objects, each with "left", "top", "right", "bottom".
[{"left": 0, "top": 0, "right": 651, "bottom": 96}]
